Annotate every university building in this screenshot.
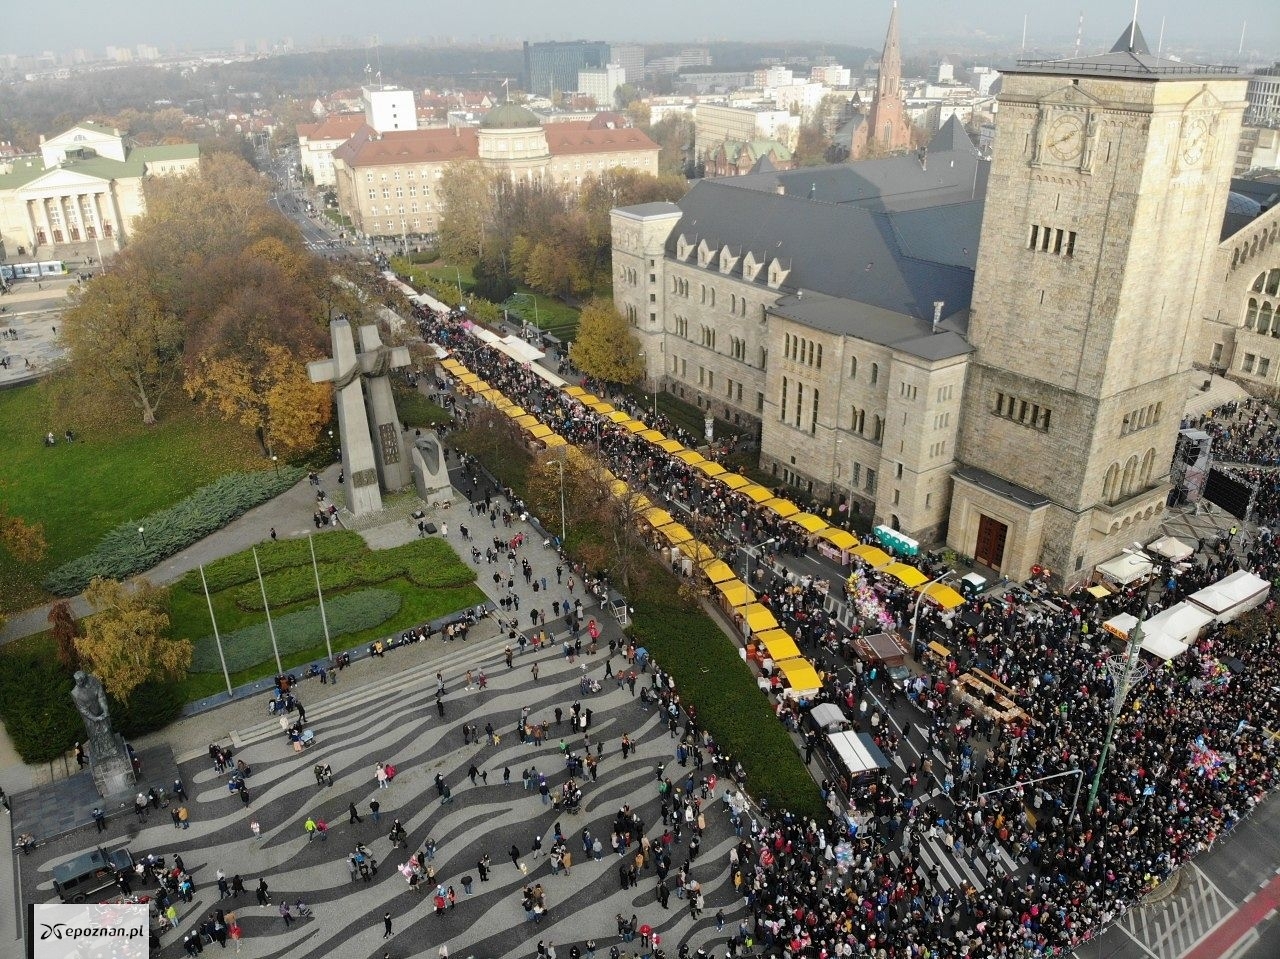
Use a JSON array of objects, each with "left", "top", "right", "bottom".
[
  {"left": 332, "top": 104, "right": 658, "bottom": 242},
  {"left": 612, "top": 22, "right": 1263, "bottom": 586},
  {"left": 0, "top": 122, "right": 198, "bottom": 256}
]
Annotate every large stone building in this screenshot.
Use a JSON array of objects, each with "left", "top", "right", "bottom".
[
  {"left": 0, "top": 121, "right": 198, "bottom": 256},
  {"left": 613, "top": 22, "right": 1259, "bottom": 587},
  {"left": 333, "top": 105, "right": 658, "bottom": 242},
  {"left": 297, "top": 113, "right": 366, "bottom": 187}
]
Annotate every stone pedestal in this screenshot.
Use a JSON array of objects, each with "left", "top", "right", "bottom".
[
  {"left": 411, "top": 431, "right": 452, "bottom": 501},
  {"left": 89, "top": 734, "right": 136, "bottom": 799}
]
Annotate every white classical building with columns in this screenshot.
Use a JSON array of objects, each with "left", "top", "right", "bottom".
[{"left": 0, "top": 121, "right": 198, "bottom": 256}]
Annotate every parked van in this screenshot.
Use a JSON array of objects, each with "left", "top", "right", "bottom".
[{"left": 52, "top": 846, "right": 134, "bottom": 903}]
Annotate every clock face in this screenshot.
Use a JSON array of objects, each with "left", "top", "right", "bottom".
[
  {"left": 1047, "top": 114, "right": 1085, "bottom": 163},
  {"left": 1182, "top": 116, "right": 1210, "bottom": 166}
]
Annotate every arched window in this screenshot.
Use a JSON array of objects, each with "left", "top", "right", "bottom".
[
  {"left": 1140, "top": 448, "right": 1156, "bottom": 488},
  {"left": 1246, "top": 298, "right": 1260, "bottom": 329},
  {"left": 1103, "top": 462, "right": 1121, "bottom": 504},
  {"left": 1262, "top": 303, "right": 1275, "bottom": 337},
  {"left": 870, "top": 363, "right": 879, "bottom": 386},
  {"left": 1121, "top": 455, "right": 1139, "bottom": 497},
  {"left": 850, "top": 356, "right": 858, "bottom": 379},
  {"left": 1233, "top": 248, "right": 1240, "bottom": 269},
  {"left": 1254, "top": 272, "right": 1267, "bottom": 293},
  {"left": 852, "top": 408, "right": 865, "bottom": 433},
  {"left": 730, "top": 294, "right": 737, "bottom": 312},
  {"left": 1268, "top": 269, "right": 1280, "bottom": 296},
  {"left": 873, "top": 416, "right": 884, "bottom": 443}
]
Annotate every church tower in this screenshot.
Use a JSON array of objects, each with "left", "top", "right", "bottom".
[
  {"left": 947, "top": 22, "right": 1247, "bottom": 584},
  {"left": 867, "top": 0, "right": 912, "bottom": 152}
]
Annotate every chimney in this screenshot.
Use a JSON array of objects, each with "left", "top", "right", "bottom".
[{"left": 932, "top": 300, "right": 945, "bottom": 333}]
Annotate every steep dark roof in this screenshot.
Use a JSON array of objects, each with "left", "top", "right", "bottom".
[
  {"left": 926, "top": 116, "right": 973, "bottom": 155},
  {"left": 1009, "top": 20, "right": 1237, "bottom": 80},
  {"left": 667, "top": 174, "right": 982, "bottom": 326},
  {"left": 770, "top": 292, "right": 972, "bottom": 360}
]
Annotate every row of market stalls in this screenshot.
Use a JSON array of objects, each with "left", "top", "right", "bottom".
[
  {"left": 439, "top": 352, "right": 839, "bottom": 700},
  {"left": 1103, "top": 568, "right": 1271, "bottom": 660}
]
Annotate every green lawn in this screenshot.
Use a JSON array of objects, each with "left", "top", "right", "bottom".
[
  {"left": 392, "top": 382, "right": 452, "bottom": 429},
  {"left": 618, "top": 386, "right": 751, "bottom": 443},
  {"left": 401, "top": 259, "right": 582, "bottom": 342},
  {"left": 0, "top": 381, "right": 263, "bottom": 613},
  {"left": 168, "top": 533, "right": 485, "bottom": 700}
]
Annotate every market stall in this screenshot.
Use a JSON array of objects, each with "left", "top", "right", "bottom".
[{"left": 1187, "top": 570, "right": 1271, "bottom": 623}]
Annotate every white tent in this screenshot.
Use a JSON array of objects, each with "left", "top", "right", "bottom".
[
  {"left": 1103, "top": 612, "right": 1138, "bottom": 640},
  {"left": 1188, "top": 570, "right": 1271, "bottom": 623},
  {"left": 1096, "top": 554, "right": 1155, "bottom": 585},
  {"left": 500, "top": 335, "right": 546, "bottom": 364},
  {"left": 1147, "top": 535, "right": 1195, "bottom": 562},
  {"left": 808, "top": 703, "right": 848, "bottom": 733},
  {"left": 1140, "top": 630, "right": 1189, "bottom": 661},
  {"left": 826, "top": 731, "right": 890, "bottom": 781},
  {"left": 1143, "top": 602, "right": 1214, "bottom": 645}
]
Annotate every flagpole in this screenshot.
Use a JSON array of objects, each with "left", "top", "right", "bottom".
[
  {"left": 309, "top": 534, "right": 333, "bottom": 662},
  {"left": 253, "top": 546, "right": 283, "bottom": 675},
  {"left": 200, "top": 564, "right": 234, "bottom": 698}
]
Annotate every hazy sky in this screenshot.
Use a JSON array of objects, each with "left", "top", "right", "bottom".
[{"left": 11, "top": 0, "right": 1277, "bottom": 59}]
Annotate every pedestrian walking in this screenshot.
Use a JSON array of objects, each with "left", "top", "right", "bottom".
[
  {"left": 382, "top": 912, "right": 393, "bottom": 938},
  {"left": 349, "top": 802, "right": 363, "bottom": 824},
  {"left": 93, "top": 807, "right": 106, "bottom": 832},
  {"left": 371, "top": 800, "right": 381, "bottom": 823}
]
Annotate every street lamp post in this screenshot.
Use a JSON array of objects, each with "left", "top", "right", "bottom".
[
  {"left": 546, "top": 458, "right": 566, "bottom": 546},
  {"left": 513, "top": 292, "right": 540, "bottom": 338},
  {"left": 1085, "top": 619, "right": 1148, "bottom": 816},
  {"left": 271, "top": 454, "right": 280, "bottom": 478},
  {"left": 453, "top": 267, "right": 464, "bottom": 304},
  {"left": 137, "top": 526, "right": 147, "bottom": 549},
  {"left": 744, "top": 536, "right": 778, "bottom": 587}
]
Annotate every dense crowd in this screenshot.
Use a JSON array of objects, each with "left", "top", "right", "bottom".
[{"left": 408, "top": 299, "right": 1280, "bottom": 958}]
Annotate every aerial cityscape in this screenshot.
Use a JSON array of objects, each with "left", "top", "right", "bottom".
[{"left": 0, "top": 3, "right": 1278, "bottom": 959}]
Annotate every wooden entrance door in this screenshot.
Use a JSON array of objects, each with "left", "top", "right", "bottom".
[{"left": 975, "top": 514, "right": 1008, "bottom": 570}]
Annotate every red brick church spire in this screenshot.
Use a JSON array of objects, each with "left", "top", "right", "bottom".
[{"left": 868, "top": 0, "right": 912, "bottom": 152}]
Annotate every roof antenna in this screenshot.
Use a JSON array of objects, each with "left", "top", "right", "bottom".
[
  {"left": 1157, "top": 16, "right": 1166, "bottom": 56},
  {"left": 1021, "top": 14, "right": 1028, "bottom": 53},
  {"left": 1074, "top": 12, "right": 1084, "bottom": 58},
  {"left": 1129, "top": 0, "right": 1139, "bottom": 52},
  {"left": 1239, "top": 20, "right": 1247, "bottom": 56}
]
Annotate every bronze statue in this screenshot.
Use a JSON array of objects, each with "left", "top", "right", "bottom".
[{"left": 71, "top": 670, "right": 113, "bottom": 746}]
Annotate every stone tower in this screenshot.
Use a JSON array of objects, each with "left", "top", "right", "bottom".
[
  {"left": 947, "top": 22, "right": 1247, "bottom": 585},
  {"left": 868, "top": 1, "right": 912, "bottom": 152}
]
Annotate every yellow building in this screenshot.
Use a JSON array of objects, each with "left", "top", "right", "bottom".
[{"left": 332, "top": 105, "right": 659, "bottom": 241}]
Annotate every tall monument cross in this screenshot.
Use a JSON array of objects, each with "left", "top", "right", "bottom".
[{"left": 308, "top": 318, "right": 412, "bottom": 516}]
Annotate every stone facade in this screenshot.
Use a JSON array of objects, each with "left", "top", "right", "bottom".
[
  {"left": 950, "top": 58, "right": 1247, "bottom": 584},
  {"left": 1198, "top": 204, "right": 1280, "bottom": 385}
]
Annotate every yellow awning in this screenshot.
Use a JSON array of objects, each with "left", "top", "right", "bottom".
[
  {"left": 503, "top": 405, "right": 527, "bottom": 419},
  {"left": 577, "top": 393, "right": 601, "bottom": 407},
  {"left": 515, "top": 414, "right": 539, "bottom": 428},
  {"left": 638, "top": 429, "right": 666, "bottom": 443},
  {"left": 755, "top": 628, "right": 801, "bottom": 662},
  {"left": 695, "top": 460, "right": 727, "bottom": 477},
  {"left": 882, "top": 562, "right": 928, "bottom": 588},
  {"left": 787, "top": 512, "right": 828, "bottom": 533},
  {"left": 701, "top": 559, "right": 736, "bottom": 584},
  {"left": 441, "top": 358, "right": 466, "bottom": 373},
  {"left": 678, "top": 540, "right": 715, "bottom": 564},
  {"left": 587, "top": 400, "right": 616, "bottom": 414},
  {"left": 493, "top": 396, "right": 514, "bottom": 411},
  {"left": 717, "top": 473, "right": 751, "bottom": 490},
  {"left": 716, "top": 580, "right": 756, "bottom": 607},
  {"left": 673, "top": 449, "right": 706, "bottom": 465},
  {"left": 818, "top": 528, "right": 859, "bottom": 550},
  {"left": 543, "top": 435, "right": 568, "bottom": 449},
  {"left": 528, "top": 423, "right": 554, "bottom": 440},
  {"left": 564, "top": 386, "right": 586, "bottom": 397},
  {"left": 622, "top": 419, "right": 647, "bottom": 433},
  {"left": 738, "top": 484, "right": 774, "bottom": 503},
  {"left": 850, "top": 544, "right": 893, "bottom": 568},
  {"left": 605, "top": 410, "right": 631, "bottom": 423},
  {"left": 625, "top": 492, "right": 652, "bottom": 511},
  {"left": 1087, "top": 584, "right": 1112, "bottom": 598},
  {"left": 762, "top": 497, "right": 800, "bottom": 518},
  {"left": 918, "top": 581, "right": 966, "bottom": 609},
  {"left": 458, "top": 372, "right": 480, "bottom": 385},
  {"left": 658, "top": 523, "right": 693, "bottom": 546},
  {"left": 642, "top": 507, "right": 674, "bottom": 528},
  {"left": 656, "top": 439, "right": 685, "bottom": 453},
  {"left": 776, "top": 657, "right": 822, "bottom": 693},
  {"left": 738, "top": 602, "right": 779, "bottom": 632},
  {"left": 609, "top": 479, "right": 630, "bottom": 498}
]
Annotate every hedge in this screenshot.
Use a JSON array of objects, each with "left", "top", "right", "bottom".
[
  {"left": 225, "top": 538, "right": 476, "bottom": 611},
  {"left": 44, "top": 467, "right": 308, "bottom": 596},
  {"left": 630, "top": 587, "right": 826, "bottom": 820},
  {"left": 0, "top": 649, "right": 82, "bottom": 763},
  {"left": 179, "top": 530, "right": 365, "bottom": 595},
  {"left": 190, "top": 588, "right": 402, "bottom": 673}
]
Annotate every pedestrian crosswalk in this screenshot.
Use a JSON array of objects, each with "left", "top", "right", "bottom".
[{"left": 883, "top": 829, "right": 1027, "bottom": 894}]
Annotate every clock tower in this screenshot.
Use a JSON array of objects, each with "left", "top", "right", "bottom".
[{"left": 947, "top": 22, "right": 1248, "bottom": 584}]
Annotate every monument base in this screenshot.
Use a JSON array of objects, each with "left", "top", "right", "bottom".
[
  {"left": 89, "top": 734, "right": 137, "bottom": 798},
  {"left": 412, "top": 431, "right": 452, "bottom": 501}
]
